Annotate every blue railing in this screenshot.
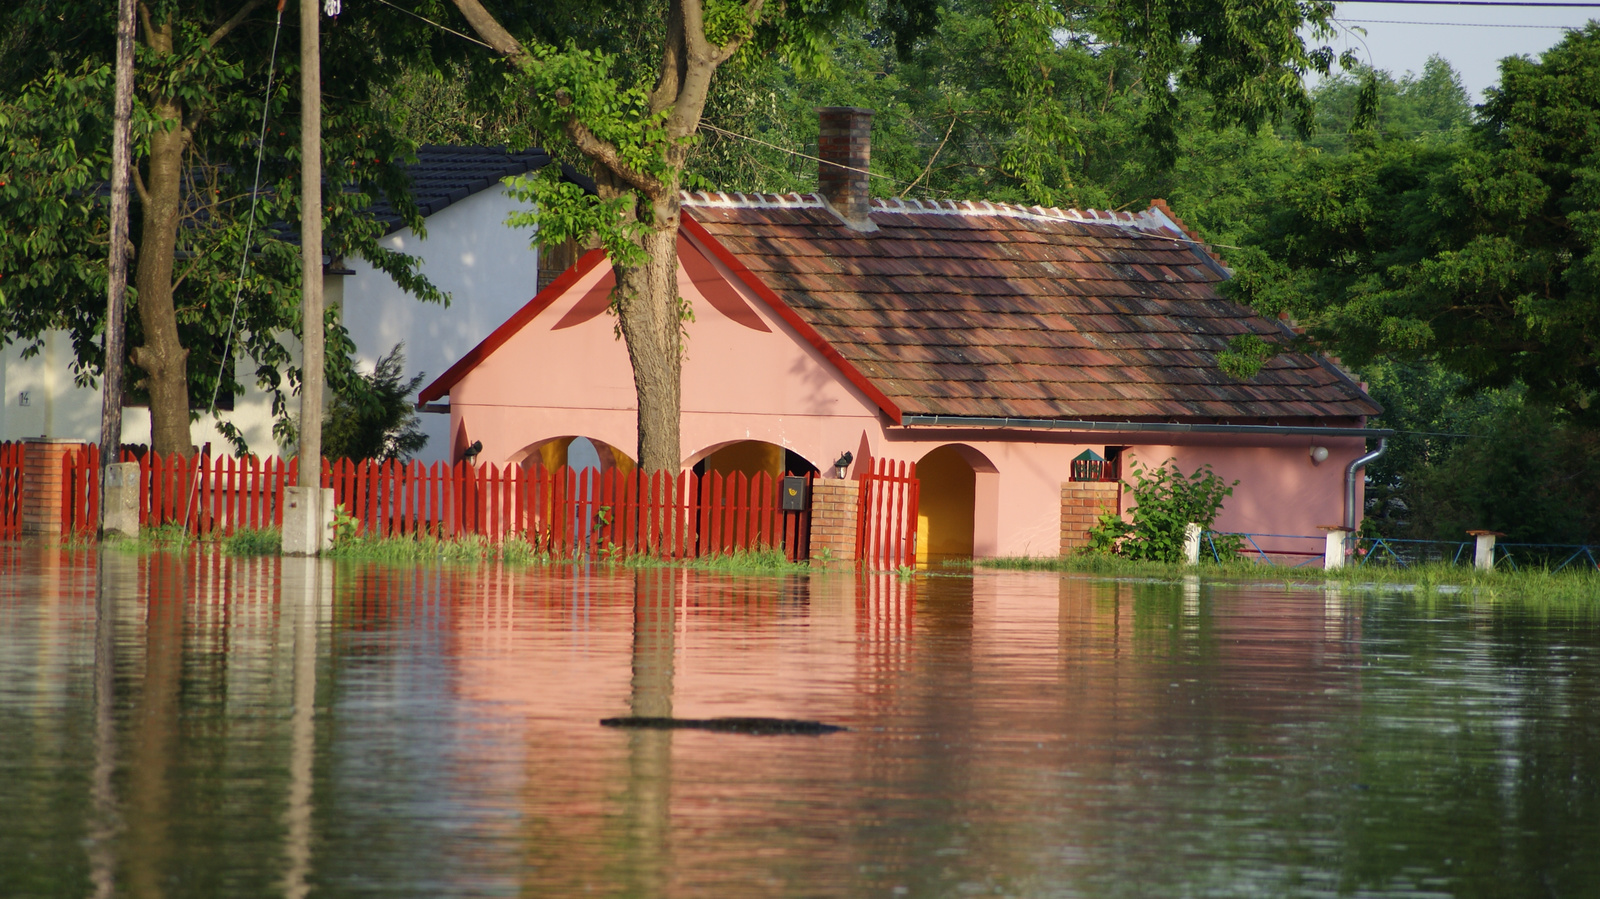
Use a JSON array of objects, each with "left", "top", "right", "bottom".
[
  {"left": 1200, "top": 532, "right": 1599, "bottom": 572},
  {"left": 1204, "top": 531, "right": 1325, "bottom": 567}
]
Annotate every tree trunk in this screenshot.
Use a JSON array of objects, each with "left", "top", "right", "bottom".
[
  {"left": 613, "top": 219, "right": 683, "bottom": 473},
  {"left": 130, "top": 92, "right": 192, "bottom": 457}
]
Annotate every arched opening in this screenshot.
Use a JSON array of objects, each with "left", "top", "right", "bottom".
[
  {"left": 510, "top": 435, "right": 637, "bottom": 478},
  {"left": 689, "top": 440, "right": 819, "bottom": 480},
  {"left": 916, "top": 444, "right": 999, "bottom": 565}
]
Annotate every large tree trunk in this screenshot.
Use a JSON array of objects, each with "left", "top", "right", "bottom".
[
  {"left": 129, "top": 19, "right": 191, "bottom": 457},
  {"left": 613, "top": 219, "right": 684, "bottom": 473}
]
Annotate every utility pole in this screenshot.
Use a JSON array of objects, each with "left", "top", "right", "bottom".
[
  {"left": 297, "top": 0, "right": 324, "bottom": 485},
  {"left": 99, "top": 0, "right": 139, "bottom": 537},
  {"left": 284, "top": 0, "right": 332, "bottom": 554}
]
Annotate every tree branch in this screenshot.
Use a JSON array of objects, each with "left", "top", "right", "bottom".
[
  {"left": 446, "top": 0, "right": 529, "bottom": 61},
  {"left": 564, "top": 116, "right": 667, "bottom": 197},
  {"left": 207, "top": 0, "right": 269, "bottom": 47},
  {"left": 132, "top": 161, "right": 150, "bottom": 207},
  {"left": 649, "top": 0, "right": 687, "bottom": 115},
  {"left": 709, "top": 0, "right": 767, "bottom": 66}
]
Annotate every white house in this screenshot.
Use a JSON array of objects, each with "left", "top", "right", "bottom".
[{"left": 0, "top": 145, "right": 552, "bottom": 463}]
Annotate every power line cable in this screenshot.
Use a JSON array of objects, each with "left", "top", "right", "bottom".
[
  {"left": 369, "top": 0, "right": 492, "bottom": 49},
  {"left": 1340, "top": 0, "right": 1600, "bottom": 6},
  {"left": 1342, "top": 17, "right": 1579, "bottom": 26}
]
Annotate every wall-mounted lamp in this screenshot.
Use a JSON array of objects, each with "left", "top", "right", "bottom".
[
  {"left": 832, "top": 451, "right": 853, "bottom": 479},
  {"left": 1310, "top": 446, "right": 1330, "bottom": 464}
]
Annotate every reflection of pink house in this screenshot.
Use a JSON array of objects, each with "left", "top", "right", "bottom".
[{"left": 418, "top": 108, "right": 1385, "bottom": 562}]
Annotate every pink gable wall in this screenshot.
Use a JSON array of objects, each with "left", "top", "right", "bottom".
[
  {"left": 447, "top": 235, "right": 883, "bottom": 475},
  {"left": 447, "top": 239, "right": 1368, "bottom": 560}
]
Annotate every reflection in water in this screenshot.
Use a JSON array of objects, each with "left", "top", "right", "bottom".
[{"left": 1, "top": 552, "right": 1598, "bottom": 898}]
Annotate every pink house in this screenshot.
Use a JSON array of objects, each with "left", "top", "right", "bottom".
[{"left": 418, "top": 108, "right": 1386, "bottom": 563}]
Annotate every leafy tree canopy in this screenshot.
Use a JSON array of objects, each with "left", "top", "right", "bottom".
[
  {"left": 0, "top": 1, "right": 451, "bottom": 454},
  {"left": 1228, "top": 25, "right": 1600, "bottom": 424}
]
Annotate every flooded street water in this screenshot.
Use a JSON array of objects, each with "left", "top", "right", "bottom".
[{"left": 3, "top": 548, "right": 1598, "bottom": 898}]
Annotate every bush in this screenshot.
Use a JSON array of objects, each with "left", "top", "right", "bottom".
[
  {"left": 1086, "top": 459, "right": 1238, "bottom": 562},
  {"left": 322, "top": 343, "right": 428, "bottom": 463}
]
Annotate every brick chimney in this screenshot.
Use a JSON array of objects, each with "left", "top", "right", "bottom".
[{"left": 817, "top": 106, "right": 877, "bottom": 232}]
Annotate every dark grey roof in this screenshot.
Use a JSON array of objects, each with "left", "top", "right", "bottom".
[{"left": 368, "top": 145, "right": 553, "bottom": 235}]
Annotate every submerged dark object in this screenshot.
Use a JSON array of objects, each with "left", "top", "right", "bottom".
[{"left": 600, "top": 716, "right": 847, "bottom": 735}]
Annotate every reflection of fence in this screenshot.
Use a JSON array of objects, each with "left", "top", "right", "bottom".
[
  {"left": 856, "top": 458, "right": 919, "bottom": 570},
  {"left": 0, "top": 441, "right": 23, "bottom": 539}
]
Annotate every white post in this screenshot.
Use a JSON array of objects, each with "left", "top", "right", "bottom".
[
  {"left": 1320, "top": 526, "right": 1351, "bottom": 571},
  {"left": 1470, "top": 531, "right": 1500, "bottom": 571},
  {"left": 1183, "top": 523, "right": 1202, "bottom": 565}
]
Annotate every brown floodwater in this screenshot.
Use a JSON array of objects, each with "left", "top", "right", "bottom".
[{"left": 2, "top": 547, "right": 1598, "bottom": 898}]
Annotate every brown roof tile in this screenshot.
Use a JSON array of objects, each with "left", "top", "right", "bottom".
[{"left": 684, "top": 194, "right": 1380, "bottom": 422}]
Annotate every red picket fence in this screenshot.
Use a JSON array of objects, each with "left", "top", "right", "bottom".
[
  {"left": 1, "top": 441, "right": 25, "bottom": 539},
  {"left": 856, "top": 457, "right": 920, "bottom": 570},
  {"left": 130, "top": 451, "right": 298, "bottom": 536},
  {"left": 325, "top": 459, "right": 809, "bottom": 561},
  {"left": 61, "top": 444, "right": 100, "bottom": 537},
  {"left": 52, "top": 447, "right": 810, "bottom": 561}
]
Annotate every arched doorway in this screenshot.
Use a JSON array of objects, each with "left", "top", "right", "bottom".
[
  {"left": 689, "top": 441, "right": 819, "bottom": 480},
  {"left": 916, "top": 444, "right": 999, "bottom": 565},
  {"left": 511, "top": 435, "right": 637, "bottom": 478}
]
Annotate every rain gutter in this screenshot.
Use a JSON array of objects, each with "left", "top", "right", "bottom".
[
  {"left": 897, "top": 415, "right": 1394, "bottom": 440},
  {"left": 1344, "top": 438, "right": 1388, "bottom": 533}
]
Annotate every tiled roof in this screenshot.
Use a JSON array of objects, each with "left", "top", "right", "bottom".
[
  {"left": 684, "top": 193, "right": 1379, "bottom": 423},
  {"left": 367, "top": 145, "right": 552, "bottom": 235}
]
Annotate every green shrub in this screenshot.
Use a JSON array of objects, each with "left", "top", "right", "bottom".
[
  {"left": 223, "top": 527, "right": 280, "bottom": 556},
  {"left": 1086, "top": 459, "right": 1239, "bottom": 562}
]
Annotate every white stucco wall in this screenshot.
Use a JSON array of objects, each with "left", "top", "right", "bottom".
[
  {"left": 1, "top": 185, "right": 538, "bottom": 461},
  {"left": 340, "top": 186, "right": 540, "bottom": 463}
]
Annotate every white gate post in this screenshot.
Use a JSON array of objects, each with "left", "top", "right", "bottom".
[
  {"left": 1319, "top": 525, "right": 1352, "bottom": 571},
  {"left": 1183, "top": 523, "right": 1202, "bottom": 565},
  {"left": 1467, "top": 530, "right": 1503, "bottom": 571}
]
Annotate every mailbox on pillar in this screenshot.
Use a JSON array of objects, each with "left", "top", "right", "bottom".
[{"left": 781, "top": 476, "right": 809, "bottom": 511}]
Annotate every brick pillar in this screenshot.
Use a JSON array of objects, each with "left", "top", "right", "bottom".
[
  {"left": 809, "top": 477, "right": 860, "bottom": 562},
  {"left": 21, "top": 438, "right": 85, "bottom": 538},
  {"left": 1060, "top": 480, "right": 1121, "bottom": 556}
]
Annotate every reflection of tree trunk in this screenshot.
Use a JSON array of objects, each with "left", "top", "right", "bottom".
[
  {"left": 280, "top": 557, "right": 321, "bottom": 899},
  {"left": 630, "top": 568, "right": 676, "bottom": 718},
  {"left": 127, "top": 553, "right": 185, "bottom": 899},
  {"left": 89, "top": 550, "right": 134, "bottom": 899},
  {"left": 626, "top": 569, "right": 676, "bottom": 894}
]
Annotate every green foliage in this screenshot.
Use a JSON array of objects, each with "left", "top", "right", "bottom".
[
  {"left": 222, "top": 527, "right": 280, "bottom": 556},
  {"left": 1087, "top": 459, "right": 1238, "bottom": 562},
  {"left": 1360, "top": 360, "right": 1600, "bottom": 544},
  {"left": 320, "top": 343, "right": 428, "bottom": 463},
  {"left": 0, "top": 1, "right": 450, "bottom": 452},
  {"left": 1216, "top": 333, "right": 1278, "bottom": 379},
  {"left": 326, "top": 531, "right": 550, "bottom": 565},
  {"left": 1234, "top": 26, "right": 1600, "bottom": 424}
]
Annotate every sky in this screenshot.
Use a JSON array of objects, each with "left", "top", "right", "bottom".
[{"left": 1325, "top": 0, "right": 1599, "bottom": 100}]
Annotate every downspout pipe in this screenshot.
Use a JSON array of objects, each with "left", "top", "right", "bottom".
[{"left": 1344, "top": 438, "right": 1387, "bottom": 533}]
